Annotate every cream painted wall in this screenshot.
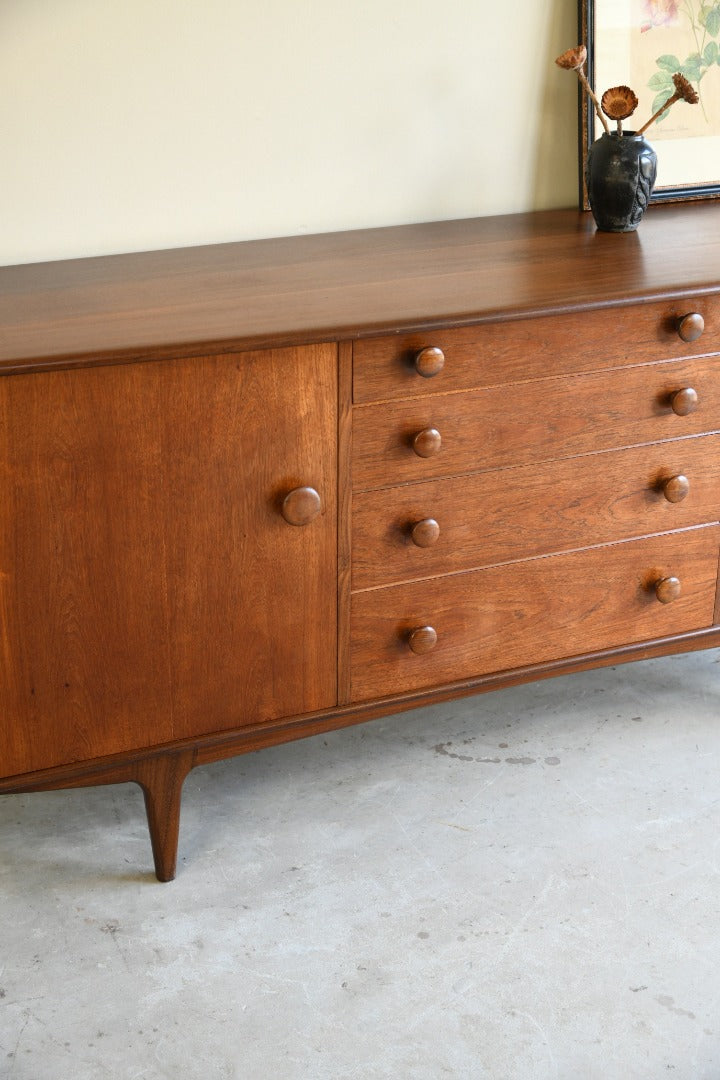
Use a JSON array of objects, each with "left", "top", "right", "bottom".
[{"left": 0, "top": 0, "right": 578, "bottom": 265}]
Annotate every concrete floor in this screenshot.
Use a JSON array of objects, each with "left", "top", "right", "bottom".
[{"left": 2, "top": 651, "right": 720, "bottom": 1079}]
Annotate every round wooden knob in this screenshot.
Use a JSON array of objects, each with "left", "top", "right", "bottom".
[
  {"left": 407, "top": 625, "right": 438, "bottom": 654},
  {"left": 655, "top": 576, "right": 681, "bottom": 604},
  {"left": 412, "top": 427, "right": 442, "bottom": 458},
  {"left": 410, "top": 518, "right": 440, "bottom": 547},
  {"left": 414, "top": 346, "right": 445, "bottom": 379},
  {"left": 281, "top": 486, "right": 322, "bottom": 526},
  {"left": 670, "top": 387, "right": 698, "bottom": 416},
  {"left": 662, "top": 474, "right": 690, "bottom": 503},
  {"left": 677, "top": 312, "right": 705, "bottom": 343}
]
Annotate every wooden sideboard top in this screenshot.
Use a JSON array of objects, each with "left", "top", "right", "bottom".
[{"left": 1, "top": 202, "right": 720, "bottom": 372}]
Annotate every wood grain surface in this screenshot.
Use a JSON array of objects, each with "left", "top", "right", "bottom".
[
  {"left": 2, "top": 203, "right": 720, "bottom": 372},
  {"left": 352, "top": 356, "right": 720, "bottom": 490},
  {"left": 4, "top": 627, "right": 720, "bottom": 793},
  {"left": 0, "top": 344, "right": 337, "bottom": 777},
  {"left": 352, "top": 295, "right": 720, "bottom": 403},
  {"left": 350, "top": 526, "right": 720, "bottom": 701},
  {"left": 351, "top": 433, "right": 720, "bottom": 590}
]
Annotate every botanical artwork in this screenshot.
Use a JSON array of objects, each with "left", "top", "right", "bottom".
[
  {"left": 589, "top": 0, "right": 720, "bottom": 193},
  {"left": 638, "top": 0, "right": 720, "bottom": 139}
]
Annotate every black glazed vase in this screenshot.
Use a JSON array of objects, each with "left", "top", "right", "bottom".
[{"left": 585, "top": 131, "right": 657, "bottom": 232}]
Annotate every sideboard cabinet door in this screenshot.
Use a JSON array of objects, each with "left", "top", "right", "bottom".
[{"left": 0, "top": 345, "right": 338, "bottom": 777}]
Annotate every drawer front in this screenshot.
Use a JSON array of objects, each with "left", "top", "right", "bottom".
[
  {"left": 350, "top": 526, "right": 720, "bottom": 702},
  {"left": 352, "top": 434, "right": 720, "bottom": 590},
  {"left": 353, "top": 294, "right": 720, "bottom": 403},
  {"left": 352, "top": 356, "right": 720, "bottom": 490}
]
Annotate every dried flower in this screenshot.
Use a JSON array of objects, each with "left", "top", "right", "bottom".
[
  {"left": 601, "top": 86, "right": 639, "bottom": 120},
  {"left": 601, "top": 85, "right": 639, "bottom": 134},
  {"left": 671, "top": 72, "right": 699, "bottom": 104},
  {"left": 555, "top": 45, "right": 587, "bottom": 71},
  {"left": 554, "top": 44, "right": 610, "bottom": 135},
  {"left": 555, "top": 43, "right": 700, "bottom": 140},
  {"left": 637, "top": 71, "right": 699, "bottom": 133}
]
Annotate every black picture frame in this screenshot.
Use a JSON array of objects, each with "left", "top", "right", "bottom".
[{"left": 579, "top": 0, "right": 720, "bottom": 209}]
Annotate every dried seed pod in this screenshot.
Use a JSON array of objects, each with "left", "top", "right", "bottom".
[
  {"left": 672, "top": 72, "right": 699, "bottom": 104},
  {"left": 555, "top": 45, "right": 587, "bottom": 70},
  {"left": 601, "top": 85, "right": 639, "bottom": 121}
]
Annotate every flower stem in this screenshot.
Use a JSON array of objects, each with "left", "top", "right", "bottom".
[
  {"left": 637, "top": 91, "right": 679, "bottom": 134},
  {"left": 578, "top": 69, "right": 611, "bottom": 134}
]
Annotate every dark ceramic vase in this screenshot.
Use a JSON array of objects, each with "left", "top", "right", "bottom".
[{"left": 585, "top": 131, "right": 657, "bottom": 232}]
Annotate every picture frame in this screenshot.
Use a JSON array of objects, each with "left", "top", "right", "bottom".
[{"left": 579, "top": 0, "right": 720, "bottom": 208}]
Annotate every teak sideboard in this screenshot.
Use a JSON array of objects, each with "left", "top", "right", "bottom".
[{"left": 2, "top": 205, "right": 720, "bottom": 880}]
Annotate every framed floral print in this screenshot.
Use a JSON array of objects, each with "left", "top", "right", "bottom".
[{"left": 581, "top": 0, "right": 720, "bottom": 204}]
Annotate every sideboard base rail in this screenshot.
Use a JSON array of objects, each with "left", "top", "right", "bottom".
[{"left": 3, "top": 626, "right": 718, "bottom": 882}]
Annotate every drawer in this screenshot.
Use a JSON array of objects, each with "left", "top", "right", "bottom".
[
  {"left": 353, "top": 294, "right": 720, "bottom": 403},
  {"left": 350, "top": 525, "right": 720, "bottom": 702},
  {"left": 352, "top": 356, "right": 720, "bottom": 491},
  {"left": 352, "top": 434, "right": 720, "bottom": 591}
]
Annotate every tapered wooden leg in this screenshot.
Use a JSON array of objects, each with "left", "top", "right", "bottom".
[
  {"left": 1, "top": 747, "right": 196, "bottom": 881},
  {"left": 132, "top": 750, "right": 194, "bottom": 882}
]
